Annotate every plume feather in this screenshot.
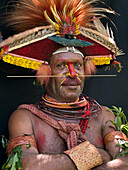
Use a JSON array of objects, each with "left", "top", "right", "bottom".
[
  {"left": 44, "top": 10, "right": 55, "bottom": 26},
  {"left": 110, "top": 27, "right": 114, "bottom": 39},
  {"left": 51, "top": 5, "right": 61, "bottom": 23},
  {"left": 6, "top": 0, "right": 115, "bottom": 32},
  {"left": 93, "top": 18, "right": 108, "bottom": 36},
  {"left": 106, "top": 23, "right": 110, "bottom": 37}
]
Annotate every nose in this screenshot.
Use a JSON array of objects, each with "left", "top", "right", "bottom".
[{"left": 67, "top": 62, "right": 77, "bottom": 78}]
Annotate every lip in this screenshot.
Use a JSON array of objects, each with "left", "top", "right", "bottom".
[
  {"left": 62, "top": 84, "right": 79, "bottom": 86},
  {"left": 63, "top": 84, "right": 79, "bottom": 90}
]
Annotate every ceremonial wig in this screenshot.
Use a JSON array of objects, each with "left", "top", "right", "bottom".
[{"left": 0, "top": 0, "right": 123, "bottom": 86}]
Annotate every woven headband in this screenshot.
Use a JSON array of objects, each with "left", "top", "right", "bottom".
[{"left": 52, "top": 47, "right": 84, "bottom": 58}]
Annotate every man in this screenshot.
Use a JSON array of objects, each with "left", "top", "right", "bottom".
[
  {"left": 6, "top": 48, "right": 128, "bottom": 170},
  {"left": 1, "top": 0, "right": 128, "bottom": 169}
]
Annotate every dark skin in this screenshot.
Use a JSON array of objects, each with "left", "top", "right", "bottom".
[
  {"left": 46, "top": 52, "right": 85, "bottom": 102},
  {"left": 8, "top": 52, "right": 128, "bottom": 169}
]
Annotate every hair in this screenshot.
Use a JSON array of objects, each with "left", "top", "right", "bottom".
[
  {"left": 36, "top": 64, "right": 51, "bottom": 86},
  {"left": 84, "top": 58, "right": 96, "bottom": 75}
]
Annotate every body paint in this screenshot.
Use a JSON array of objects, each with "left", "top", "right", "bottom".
[
  {"left": 96, "top": 136, "right": 104, "bottom": 146},
  {"left": 67, "top": 62, "right": 77, "bottom": 78},
  {"left": 60, "top": 62, "right": 82, "bottom": 89},
  {"left": 35, "top": 119, "right": 46, "bottom": 153},
  {"left": 60, "top": 77, "right": 66, "bottom": 89}
]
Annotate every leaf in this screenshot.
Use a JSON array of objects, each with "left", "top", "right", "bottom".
[
  {"left": 122, "top": 114, "right": 128, "bottom": 124},
  {"left": 1, "top": 136, "right": 6, "bottom": 148},
  {"left": 124, "top": 142, "right": 128, "bottom": 147},
  {"left": 119, "top": 107, "right": 122, "bottom": 112},
  {"left": 11, "top": 153, "right": 18, "bottom": 170},
  {"left": 112, "top": 106, "right": 120, "bottom": 112},
  {"left": 115, "top": 152, "right": 125, "bottom": 158},
  {"left": 13, "top": 146, "right": 22, "bottom": 153},
  {"left": 116, "top": 143, "right": 123, "bottom": 148},
  {"left": 19, "top": 150, "right": 23, "bottom": 159},
  {"left": 115, "top": 117, "right": 122, "bottom": 130},
  {"left": 2, "top": 151, "right": 14, "bottom": 169},
  {"left": 16, "top": 159, "right": 22, "bottom": 170},
  {"left": 2, "top": 146, "right": 23, "bottom": 170},
  {"left": 107, "top": 106, "right": 128, "bottom": 158},
  {"left": 105, "top": 120, "right": 117, "bottom": 129},
  {"left": 105, "top": 120, "right": 115, "bottom": 125},
  {"left": 26, "top": 142, "right": 31, "bottom": 148},
  {"left": 119, "top": 140, "right": 127, "bottom": 145},
  {"left": 118, "top": 117, "right": 122, "bottom": 129},
  {"left": 121, "top": 125, "right": 128, "bottom": 138},
  {"left": 105, "top": 66, "right": 111, "bottom": 71},
  {"left": 5, "top": 154, "right": 15, "bottom": 169},
  {"left": 1, "top": 136, "right": 8, "bottom": 148},
  {"left": 124, "top": 123, "right": 128, "bottom": 126},
  {"left": 121, "top": 124, "right": 128, "bottom": 131}
]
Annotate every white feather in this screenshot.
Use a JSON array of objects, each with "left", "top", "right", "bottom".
[{"left": 93, "top": 18, "right": 108, "bottom": 36}]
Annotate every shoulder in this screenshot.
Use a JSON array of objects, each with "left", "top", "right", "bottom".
[
  {"left": 101, "top": 106, "right": 115, "bottom": 121},
  {"left": 9, "top": 106, "right": 33, "bottom": 125},
  {"left": 9, "top": 104, "right": 38, "bottom": 124},
  {"left": 8, "top": 106, "right": 34, "bottom": 139},
  {"left": 100, "top": 106, "right": 116, "bottom": 137}
]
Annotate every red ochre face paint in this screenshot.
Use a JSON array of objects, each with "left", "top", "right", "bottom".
[
  {"left": 97, "top": 136, "right": 103, "bottom": 146},
  {"left": 67, "top": 62, "right": 77, "bottom": 78},
  {"left": 35, "top": 119, "right": 46, "bottom": 152}
]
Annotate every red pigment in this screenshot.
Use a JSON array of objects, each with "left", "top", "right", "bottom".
[
  {"left": 56, "top": 58, "right": 81, "bottom": 62},
  {"left": 67, "top": 62, "right": 77, "bottom": 78},
  {"left": 35, "top": 119, "right": 46, "bottom": 152},
  {"left": 97, "top": 136, "right": 104, "bottom": 146}
]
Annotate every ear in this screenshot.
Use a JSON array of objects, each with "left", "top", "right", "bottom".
[
  {"left": 36, "top": 64, "right": 51, "bottom": 87},
  {"left": 84, "top": 58, "right": 96, "bottom": 75}
]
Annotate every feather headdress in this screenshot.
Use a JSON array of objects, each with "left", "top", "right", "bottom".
[
  {"left": 7, "top": 0, "right": 114, "bottom": 32},
  {"left": 0, "top": 0, "right": 123, "bottom": 78}
]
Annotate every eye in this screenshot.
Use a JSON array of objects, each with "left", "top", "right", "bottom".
[
  {"left": 56, "top": 63, "right": 66, "bottom": 69},
  {"left": 74, "top": 63, "right": 82, "bottom": 69}
]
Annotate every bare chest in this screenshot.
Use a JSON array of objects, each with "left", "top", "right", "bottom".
[{"left": 33, "top": 115, "right": 104, "bottom": 154}]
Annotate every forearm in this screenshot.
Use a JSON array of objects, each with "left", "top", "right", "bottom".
[
  {"left": 97, "top": 148, "right": 112, "bottom": 163},
  {"left": 21, "top": 142, "right": 104, "bottom": 170},
  {"left": 21, "top": 152, "right": 77, "bottom": 170},
  {"left": 97, "top": 131, "right": 128, "bottom": 169},
  {"left": 93, "top": 157, "right": 128, "bottom": 170}
]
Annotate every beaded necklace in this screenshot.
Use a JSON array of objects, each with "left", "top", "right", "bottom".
[{"left": 37, "top": 94, "right": 101, "bottom": 133}]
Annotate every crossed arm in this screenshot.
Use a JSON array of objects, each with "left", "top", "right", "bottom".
[
  {"left": 93, "top": 106, "right": 128, "bottom": 169},
  {"left": 8, "top": 107, "right": 128, "bottom": 170},
  {"left": 8, "top": 109, "right": 76, "bottom": 170}
]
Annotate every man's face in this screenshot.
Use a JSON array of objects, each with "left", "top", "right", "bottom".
[{"left": 46, "top": 52, "right": 85, "bottom": 102}]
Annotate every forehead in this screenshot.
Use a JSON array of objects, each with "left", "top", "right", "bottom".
[{"left": 51, "top": 52, "right": 84, "bottom": 63}]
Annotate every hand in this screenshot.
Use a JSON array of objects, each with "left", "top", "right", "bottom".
[
  {"left": 92, "top": 149, "right": 110, "bottom": 170},
  {"left": 97, "top": 148, "right": 112, "bottom": 164}
]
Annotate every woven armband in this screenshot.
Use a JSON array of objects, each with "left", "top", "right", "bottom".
[
  {"left": 7, "top": 135, "right": 37, "bottom": 156},
  {"left": 104, "top": 131, "right": 128, "bottom": 147},
  {"left": 64, "top": 140, "right": 103, "bottom": 170}
]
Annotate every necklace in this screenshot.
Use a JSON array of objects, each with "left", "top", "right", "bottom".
[{"left": 37, "top": 94, "right": 101, "bottom": 133}]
